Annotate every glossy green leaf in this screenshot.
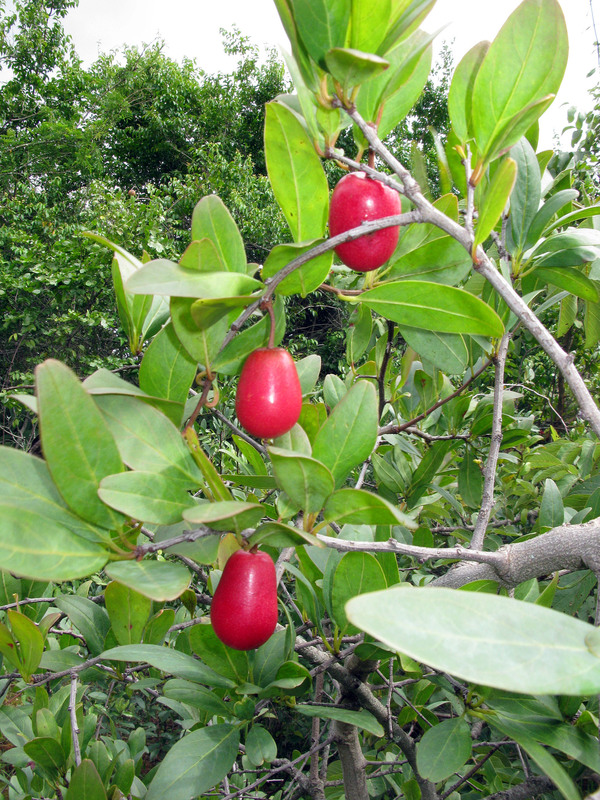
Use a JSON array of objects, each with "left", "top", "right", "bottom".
[
  {"left": 191, "top": 196, "right": 246, "bottom": 273},
  {"left": 179, "top": 237, "right": 225, "bottom": 272},
  {"left": 125, "top": 261, "right": 261, "bottom": 298},
  {"left": 416, "top": 718, "right": 472, "bottom": 782},
  {"left": 399, "top": 327, "right": 469, "bottom": 375},
  {"left": 293, "top": 0, "right": 349, "bottom": 69},
  {"left": 104, "top": 581, "right": 152, "bottom": 646},
  {"left": 533, "top": 267, "right": 599, "bottom": 302},
  {"left": 0, "top": 446, "right": 104, "bottom": 543},
  {"left": 458, "top": 447, "right": 484, "bottom": 509},
  {"left": 265, "top": 102, "right": 329, "bottom": 242},
  {"left": 7, "top": 611, "right": 44, "bottom": 680},
  {"left": 36, "top": 360, "right": 125, "bottom": 530},
  {"left": 323, "top": 488, "right": 415, "bottom": 527},
  {"left": 488, "top": 717, "right": 580, "bottom": 800},
  {"left": 65, "top": 759, "right": 107, "bottom": 800},
  {"left": 94, "top": 395, "right": 204, "bottom": 488},
  {"left": 358, "top": 281, "right": 504, "bottom": 337},
  {"left": 524, "top": 189, "right": 580, "bottom": 249},
  {"left": 99, "top": 471, "right": 197, "bottom": 525},
  {"left": 24, "top": 736, "right": 67, "bottom": 774},
  {"left": 153, "top": 523, "right": 221, "bottom": 564},
  {"left": 585, "top": 298, "right": 600, "bottom": 349},
  {"left": 189, "top": 624, "right": 250, "bottom": 685},
  {"left": 350, "top": 0, "right": 390, "bottom": 53},
  {"left": 533, "top": 229, "right": 600, "bottom": 267},
  {"left": 295, "top": 704, "right": 384, "bottom": 736},
  {"left": 262, "top": 240, "right": 332, "bottom": 296},
  {"left": 325, "top": 48, "right": 389, "bottom": 91},
  {"left": 101, "top": 643, "right": 235, "bottom": 686},
  {"left": 183, "top": 500, "right": 264, "bottom": 533},
  {"left": 296, "top": 354, "right": 322, "bottom": 395},
  {"left": 379, "top": 0, "right": 436, "bottom": 53},
  {"left": 146, "top": 724, "right": 239, "bottom": 800},
  {"left": 269, "top": 446, "right": 335, "bottom": 513},
  {"left": 539, "top": 478, "right": 564, "bottom": 529},
  {"left": 189, "top": 295, "right": 257, "bottom": 330},
  {"left": 332, "top": 552, "right": 388, "bottom": 632},
  {"left": 474, "top": 157, "right": 517, "bottom": 247},
  {"left": 105, "top": 561, "right": 190, "bottom": 602},
  {"left": 248, "top": 521, "right": 322, "bottom": 548},
  {"left": 54, "top": 595, "right": 110, "bottom": 656},
  {"left": 170, "top": 296, "right": 228, "bottom": 367},
  {"left": 471, "top": 0, "right": 568, "bottom": 163},
  {"left": 346, "top": 586, "right": 600, "bottom": 694},
  {"left": 163, "top": 679, "right": 231, "bottom": 716},
  {"left": 0, "top": 505, "right": 108, "bottom": 582},
  {"left": 313, "top": 381, "right": 378, "bottom": 486},
  {"left": 389, "top": 234, "right": 472, "bottom": 285},
  {"left": 138, "top": 322, "right": 197, "bottom": 426},
  {"left": 245, "top": 724, "right": 277, "bottom": 766},
  {"left": 509, "top": 137, "right": 542, "bottom": 252},
  {"left": 448, "top": 41, "right": 490, "bottom": 143}
]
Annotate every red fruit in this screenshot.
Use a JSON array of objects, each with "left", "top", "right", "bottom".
[
  {"left": 235, "top": 347, "right": 302, "bottom": 439},
  {"left": 328, "top": 171, "right": 402, "bottom": 272},
  {"left": 210, "top": 548, "right": 278, "bottom": 650}
]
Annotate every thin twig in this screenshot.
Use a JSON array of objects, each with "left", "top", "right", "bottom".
[{"left": 69, "top": 671, "right": 82, "bottom": 767}]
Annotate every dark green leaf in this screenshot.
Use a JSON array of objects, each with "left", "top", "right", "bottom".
[{"left": 105, "top": 561, "right": 191, "bottom": 602}]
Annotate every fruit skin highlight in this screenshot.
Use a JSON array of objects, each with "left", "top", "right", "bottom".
[
  {"left": 235, "top": 347, "right": 302, "bottom": 439},
  {"left": 328, "top": 171, "right": 402, "bottom": 272},
  {"left": 210, "top": 548, "right": 278, "bottom": 650}
]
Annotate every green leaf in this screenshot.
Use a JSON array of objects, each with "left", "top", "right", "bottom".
[
  {"left": 295, "top": 704, "right": 384, "bottom": 736},
  {"left": 262, "top": 240, "right": 332, "bottom": 297},
  {"left": 471, "top": 0, "right": 568, "bottom": 163},
  {"left": 458, "top": 447, "right": 483, "bottom": 509},
  {"left": 145, "top": 724, "right": 240, "bottom": 800},
  {"left": 100, "top": 643, "right": 235, "bottom": 687},
  {"left": 331, "top": 552, "right": 388, "bottom": 632},
  {"left": 125, "top": 261, "right": 262, "bottom": 297},
  {"left": 7, "top": 610, "right": 44, "bottom": 680},
  {"left": 138, "top": 322, "right": 197, "bottom": 426},
  {"left": 0, "top": 505, "right": 108, "bottom": 582},
  {"left": 104, "top": 581, "right": 152, "bottom": 646},
  {"left": 296, "top": 354, "right": 322, "bottom": 395},
  {"left": 65, "top": 759, "right": 107, "bottom": 800},
  {"left": 191, "top": 196, "right": 246, "bottom": 273},
  {"left": 533, "top": 229, "right": 600, "bottom": 267},
  {"left": 269, "top": 446, "right": 335, "bottom": 513},
  {"left": 35, "top": 360, "right": 125, "bottom": 530},
  {"left": 585, "top": 298, "right": 600, "bottom": 349},
  {"left": 153, "top": 524, "right": 221, "bottom": 564},
  {"left": 245, "top": 724, "right": 277, "bottom": 766},
  {"left": 170, "top": 297, "right": 229, "bottom": 366},
  {"left": 379, "top": 0, "right": 436, "bottom": 54},
  {"left": 358, "top": 281, "right": 504, "bottom": 337},
  {"left": 323, "top": 488, "right": 415, "bottom": 527},
  {"left": 487, "top": 716, "right": 580, "bottom": 800},
  {"left": 0, "top": 446, "right": 104, "bottom": 543},
  {"left": 99, "top": 471, "right": 197, "bottom": 525},
  {"left": 293, "top": 0, "right": 350, "bottom": 69},
  {"left": 539, "top": 478, "right": 564, "bottom": 529},
  {"left": 399, "top": 328, "right": 469, "bottom": 375},
  {"left": 509, "top": 137, "right": 542, "bottom": 252},
  {"left": 349, "top": 0, "right": 390, "bottom": 53},
  {"left": 182, "top": 500, "right": 264, "bottom": 533},
  {"left": 94, "top": 395, "right": 204, "bottom": 488},
  {"left": 533, "top": 267, "right": 599, "bottom": 303},
  {"left": 312, "top": 381, "right": 378, "bottom": 486},
  {"left": 23, "top": 737, "right": 67, "bottom": 774},
  {"left": 54, "top": 595, "right": 110, "bottom": 656},
  {"left": 416, "top": 718, "right": 472, "bottom": 782},
  {"left": 325, "top": 48, "right": 389, "bottom": 91},
  {"left": 524, "top": 189, "right": 579, "bottom": 249},
  {"left": 448, "top": 42, "right": 490, "bottom": 143},
  {"left": 265, "top": 102, "right": 329, "bottom": 242},
  {"left": 189, "top": 295, "right": 257, "bottom": 330},
  {"left": 105, "top": 561, "right": 191, "bottom": 602},
  {"left": 189, "top": 624, "right": 250, "bottom": 685},
  {"left": 345, "top": 586, "right": 600, "bottom": 695},
  {"left": 474, "top": 157, "right": 517, "bottom": 247},
  {"left": 163, "top": 679, "right": 232, "bottom": 716},
  {"left": 248, "top": 521, "right": 322, "bottom": 548},
  {"left": 389, "top": 234, "right": 472, "bottom": 286}
]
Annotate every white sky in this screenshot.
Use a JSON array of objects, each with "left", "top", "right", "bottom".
[{"left": 62, "top": 0, "right": 599, "bottom": 150}]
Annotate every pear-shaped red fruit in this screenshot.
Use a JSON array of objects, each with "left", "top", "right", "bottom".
[
  {"left": 328, "top": 171, "right": 402, "bottom": 272},
  {"left": 210, "top": 548, "right": 278, "bottom": 650},
  {"left": 235, "top": 347, "right": 302, "bottom": 439}
]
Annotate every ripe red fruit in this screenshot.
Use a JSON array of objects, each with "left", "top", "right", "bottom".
[
  {"left": 210, "top": 548, "right": 278, "bottom": 650},
  {"left": 235, "top": 347, "right": 302, "bottom": 439},
  {"left": 328, "top": 171, "right": 402, "bottom": 272}
]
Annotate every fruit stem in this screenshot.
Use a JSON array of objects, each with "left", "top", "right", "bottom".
[{"left": 260, "top": 298, "right": 277, "bottom": 349}]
